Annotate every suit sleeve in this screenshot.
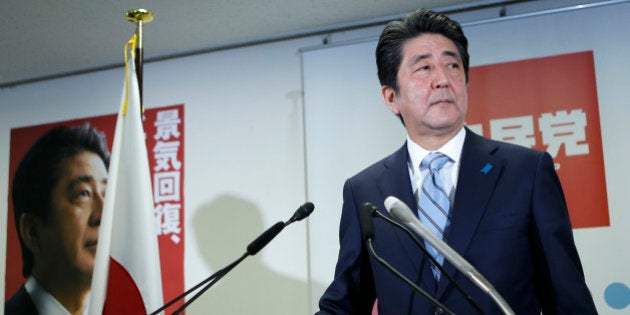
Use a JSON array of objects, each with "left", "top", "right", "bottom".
[
  {"left": 317, "top": 179, "right": 375, "bottom": 315},
  {"left": 530, "top": 152, "right": 597, "bottom": 313}
]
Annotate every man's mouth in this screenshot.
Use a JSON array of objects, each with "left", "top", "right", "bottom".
[
  {"left": 85, "top": 240, "right": 98, "bottom": 251},
  {"left": 431, "top": 99, "right": 453, "bottom": 106}
]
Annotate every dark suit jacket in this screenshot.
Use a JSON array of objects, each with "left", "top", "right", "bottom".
[
  {"left": 5, "top": 285, "right": 38, "bottom": 315},
  {"left": 318, "top": 129, "right": 597, "bottom": 314}
]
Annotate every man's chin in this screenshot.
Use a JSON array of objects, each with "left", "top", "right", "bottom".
[
  {"left": 80, "top": 255, "right": 97, "bottom": 279},
  {"left": 425, "top": 122, "right": 463, "bottom": 135}
]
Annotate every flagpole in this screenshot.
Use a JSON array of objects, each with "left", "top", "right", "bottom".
[{"left": 125, "top": 8, "right": 153, "bottom": 117}]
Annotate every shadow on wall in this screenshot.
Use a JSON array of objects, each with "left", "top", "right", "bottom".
[{"left": 188, "top": 195, "right": 317, "bottom": 314}]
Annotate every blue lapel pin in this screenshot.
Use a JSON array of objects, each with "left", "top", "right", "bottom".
[{"left": 480, "top": 163, "right": 494, "bottom": 175}]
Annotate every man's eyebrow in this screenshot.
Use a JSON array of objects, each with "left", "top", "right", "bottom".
[
  {"left": 409, "top": 50, "right": 461, "bottom": 65},
  {"left": 443, "top": 50, "right": 461, "bottom": 59},
  {"left": 410, "top": 53, "right": 432, "bottom": 66}
]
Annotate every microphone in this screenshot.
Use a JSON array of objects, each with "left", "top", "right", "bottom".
[
  {"left": 248, "top": 202, "right": 314, "bottom": 255},
  {"left": 286, "top": 201, "right": 315, "bottom": 225},
  {"left": 359, "top": 202, "right": 453, "bottom": 315},
  {"left": 247, "top": 221, "right": 285, "bottom": 255},
  {"left": 370, "top": 208, "right": 482, "bottom": 314},
  {"left": 359, "top": 202, "right": 375, "bottom": 242},
  {"left": 384, "top": 196, "right": 515, "bottom": 315},
  {"left": 151, "top": 202, "right": 315, "bottom": 315}
]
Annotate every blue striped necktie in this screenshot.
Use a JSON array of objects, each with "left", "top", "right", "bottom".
[{"left": 418, "top": 152, "right": 452, "bottom": 279}]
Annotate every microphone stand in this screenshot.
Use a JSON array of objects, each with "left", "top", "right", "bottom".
[
  {"left": 386, "top": 196, "right": 515, "bottom": 315},
  {"left": 372, "top": 210, "right": 483, "bottom": 314},
  {"left": 360, "top": 202, "right": 457, "bottom": 314},
  {"left": 170, "top": 253, "right": 248, "bottom": 315},
  {"left": 149, "top": 222, "right": 284, "bottom": 315},
  {"left": 365, "top": 239, "right": 454, "bottom": 315},
  {"left": 150, "top": 202, "right": 315, "bottom": 315}
]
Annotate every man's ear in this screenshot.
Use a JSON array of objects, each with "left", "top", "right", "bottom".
[
  {"left": 19, "top": 213, "right": 42, "bottom": 254},
  {"left": 381, "top": 85, "right": 400, "bottom": 115}
]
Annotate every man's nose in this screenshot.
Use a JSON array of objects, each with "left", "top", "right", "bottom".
[
  {"left": 90, "top": 188, "right": 105, "bottom": 226},
  {"left": 432, "top": 67, "right": 450, "bottom": 89}
]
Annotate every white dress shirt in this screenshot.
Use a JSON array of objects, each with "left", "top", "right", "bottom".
[
  {"left": 406, "top": 127, "right": 466, "bottom": 206},
  {"left": 25, "top": 277, "right": 90, "bottom": 315}
]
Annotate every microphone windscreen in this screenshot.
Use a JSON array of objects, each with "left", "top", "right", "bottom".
[
  {"left": 246, "top": 221, "right": 285, "bottom": 255},
  {"left": 302, "top": 202, "right": 315, "bottom": 217},
  {"left": 359, "top": 202, "right": 376, "bottom": 242}
]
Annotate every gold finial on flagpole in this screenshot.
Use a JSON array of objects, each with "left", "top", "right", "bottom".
[
  {"left": 125, "top": 8, "right": 154, "bottom": 24},
  {"left": 125, "top": 8, "right": 153, "bottom": 118}
]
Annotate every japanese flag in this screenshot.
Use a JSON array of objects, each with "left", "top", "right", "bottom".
[{"left": 89, "top": 57, "right": 164, "bottom": 314}]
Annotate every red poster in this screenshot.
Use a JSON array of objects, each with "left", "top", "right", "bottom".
[
  {"left": 467, "top": 51, "right": 608, "bottom": 228},
  {"left": 5, "top": 104, "right": 185, "bottom": 313}
]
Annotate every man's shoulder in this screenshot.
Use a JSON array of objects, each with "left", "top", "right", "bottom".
[
  {"left": 468, "top": 130, "right": 547, "bottom": 159},
  {"left": 5, "top": 284, "right": 38, "bottom": 315}
]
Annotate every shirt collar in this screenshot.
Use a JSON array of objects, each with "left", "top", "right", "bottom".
[
  {"left": 406, "top": 127, "right": 466, "bottom": 172},
  {"left": 25, "top": 276, "right": 71, "bottom": 315}
]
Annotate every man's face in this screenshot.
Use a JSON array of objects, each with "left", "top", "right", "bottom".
[
  {"left": 382, "top": 33, "right": 468, "bottom": 146},
  {"left": 37, "top": 151, "right": 107, "bottom": 281}
]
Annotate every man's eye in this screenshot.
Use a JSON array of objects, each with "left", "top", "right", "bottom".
[
  {"left": 79, "top": 190, "right": 91, "bottom": 198},
  {"left": 415, "top": 65, "right": 430, "bottom": 73}
]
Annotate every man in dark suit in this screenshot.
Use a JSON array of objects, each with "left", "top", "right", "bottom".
[
  {"left": 5, "top": 124, "right": 109, "bottom": 315},
  {"left": 317, "top": 8, "right": 597, "bottom": 314}
]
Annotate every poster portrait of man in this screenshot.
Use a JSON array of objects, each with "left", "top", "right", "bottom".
[
  {"left": 5, "top": 104, "right": 185, "bottom": 314},
  {"left": 5, "top": 121, "right": 114, "bottom": 315}
]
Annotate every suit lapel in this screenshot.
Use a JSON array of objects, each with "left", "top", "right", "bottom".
[
  {"left": 376, "top": 143, "right": 438, "bottom": 293},
  {"left": 436, "top": 129, "right": 505, "bottom": 298}
]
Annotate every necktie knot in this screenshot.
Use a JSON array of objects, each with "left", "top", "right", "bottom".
[{"left": 421, "top": 152, "right": 449, "bottom": 173}]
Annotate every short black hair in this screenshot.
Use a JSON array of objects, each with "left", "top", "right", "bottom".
[
  {"left": 12, "top": 123, "right": 110, "bottom": 277},
  {"left": 376, "top": 8, "right": 470, "bottom": 92}
]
